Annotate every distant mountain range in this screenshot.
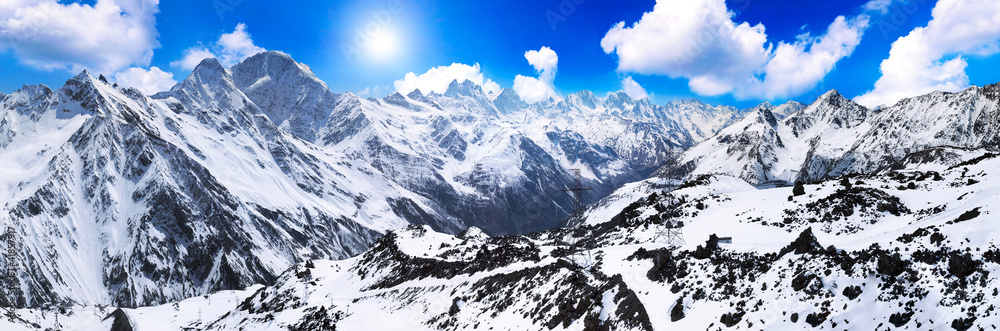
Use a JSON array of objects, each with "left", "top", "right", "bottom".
[{"left": 656, "top": 86, "right": 1000, "bottom": 186}]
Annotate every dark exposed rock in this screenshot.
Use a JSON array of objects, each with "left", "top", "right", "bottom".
[
  {"left": 877, "top": 252, "right": 907, "bottom": 277},
  {"left": 948, "top": 208, "right": 981, "bottom": 225},
  {"left": 693, "top": 234, "right": 721, "bottom": 259},
  {"left": 778, "top": 227, "right": 823, "bottom": 257},
  {"left": 287, "top": 306, "right": 341, "bottom": 331},
  {"left": 791, "top": 273, "right": 824, "bottom": 295},
  {"left": 805, "top": 312, "right": 829, "bottom": 327},
  {"left": 670, "top": 297, "right": 685, "bottom": 322},
  {"left": 792, "top": 181, "right": 806, "bottom": 196},
  {"left": 842, "top": 285, "right": 863, "bottom": 300},
  {"left": 950, "top": 316, "right": 977, "bottom": 331},
  {"left": 104, "top": 308, "right": 133, "bottom": 331},
  {"left": 720, "top": 310, "right": 745, "bottom": 327},
  {"left": 889, "top": 311, "right": 913, "bottom": 327},
  {"left": 948, "top": 252, "right": 979, "bottom": 279}
]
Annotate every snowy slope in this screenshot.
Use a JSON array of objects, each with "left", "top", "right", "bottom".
[{"left": 53, "top": 149, "right": 1000, "bottom": 330}]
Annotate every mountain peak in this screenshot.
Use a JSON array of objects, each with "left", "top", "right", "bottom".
[
  {"left": 339, "top": 91, "right": 360, "bottom": 103},
  {"left": 230, "top": 50, "right": 339, "bottom": 139},
  {"left": 169, "top": 57, "right": 233, "bottom": 94},
  {"left": 237, "top": 50, "right": 296, "bottom": 68},
  {"left": 383, "top": 92, "right": 411, "bottom": 108},
  {"left": 496, "top": 88, "right": 521, "bottom": 101},
  {"left": 194, "top": 57, "right": 227, "bottom": 75},
  {"left": 493, "top": 88, "right": 526, "bottom": 114},
  {"left": 603, "top": 90, "right": 634, "bottom": 109},
  {"left": 232, "top": 50, "right": 326, "bottom": 89},
  {"left": 818, "top": 89, "right": 844, "bottom": 102},
  {"left": 445, "top": 79, "right": 484, "bottom": 98},
  {"left": 565, "top": 90, "right": 598, "bottom": 109},
  {"left": 69, "top": 70, "right": 97, "bottom": 84},
  {"left": 406, "top": 89, "right": 424, "bottom": 99},
  {"left": 770, "top": 100, "right": 806, "bottom": 119},
  {"left": 609, "top": 90, "right": 631, "bottom": 99},
  {"left": 261, "top": 50, "right": 292, "bottom": 60},
  {"left": 14, "top": 84, "right": 53, "bottom": 98},
  {"left": 55, "top": 69, "right": 119, "bottom": 117},
  {"left": 175, "top": 58, "right": 234, "bottom": 92},
  {"left": 573, "top": 90, "right": 597, "bottom": 99}
]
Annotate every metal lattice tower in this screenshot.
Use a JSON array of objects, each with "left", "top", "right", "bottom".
[
  {"left": 4, "top": 226, "right": 18, "bottom": 320},
  {"left": 562, "top": 232, "right": 594, "bottom": 267},
  {"left": 562, "top": 169, "right": 594, "bottom": 214},
  {"left": 653, "top": 220, "right": 686, "bottom": 247}
]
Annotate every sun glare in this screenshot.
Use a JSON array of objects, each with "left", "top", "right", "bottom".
[{"left": 368, "top": 29, "right": 399, "bottom": 61}]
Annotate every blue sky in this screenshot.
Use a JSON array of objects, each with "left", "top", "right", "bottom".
[{"left": 1, "top": 0, "right": 999, "bottom": 108}]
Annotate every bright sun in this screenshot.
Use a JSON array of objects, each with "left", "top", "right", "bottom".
[{"left": 368, "top": 29, "right": 399, "bottom": 60}]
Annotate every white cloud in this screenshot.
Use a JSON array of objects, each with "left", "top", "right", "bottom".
[
  {"left": 216, "top": 23, "right": 265, "bottom": 67},
  {"left": 513, "top": 75, "right": 557, "bottom": 104},
  {"left": 524, "top": 46, "right": 558, "bottom": 82},
  {"left": 393, "top": 63, "right": 501, "bottom": 95},
  {"left": 855, "top": 0, "right": 1000, "bottom": 108},
  {"left": 600, "top": 0, "right": 869, "bottom": 100},
  {"left": 621, "top": 76, "right": 649, "bottom": 100},
  {"left": 112, "top": 66, "right": 176, "bottom": 94},
  {"left": 481, "top": 80, "right": 502, "bottom": 96},
  {"left": 171, "top": 23, "right": 265, "bottom": 71},
  {"left": 748, "top": 15, "right": 869, "bottom": 99},
  {"left": 513, "top": 46, "right": 560, "bottom": 103},
  {"left": 0, "top": 0, "right": 160, "bottom": 74},
  {"left": 172, "top": 48, "right": 215, "bottom": 72}
]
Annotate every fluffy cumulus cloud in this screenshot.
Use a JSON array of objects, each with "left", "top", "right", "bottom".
[
  {"left": 172, "top": 23, "right": 265, "bottom": 70},
  {"left": 112, "top": 66, "right": 176, "bottom": 94},
  {"left": 524, "top": 46, "right": 558, "bottom": 83},
  {"left": 513, "top": 46, "right": 560, "bottom": 103},
  {"left": 512, "top": 76, "right": 557, "bottom": 103},
  {"left": 621, "top": 76, "right": 649, "bottom": 100},
  {"left": 393, "top": 63, "right": 501, "bottom": 95},
  {"left": 0, "top": 0, "right": 160, "bottom": 74},
  {"left": 855, "top": 0, "right": 1000, "bottom": 108},
  {"left": 172, "top": 48, "right": 216, "bottom": 72},
  {"left": 600, "top": 0, "right": 869, "bottom": 100}
]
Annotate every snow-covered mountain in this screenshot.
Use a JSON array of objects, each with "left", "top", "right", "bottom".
[
  {"left": 0, "top": 61, "right": 438, "bottom": 308},
  {"left": 657, "top": 87, "right": 1000, "bottom": 185},
  {"left": 223, "top": 51, "right": 750, "bottom": 235},
  {"left": 4, "top": 49, "right": 1000, "bottom": 329},
  {"left": 37, "top": 148, "right": 999, "bottom": 330},
  {"left": 0, "top": 51, "right": 747, "bottom": 308}
]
